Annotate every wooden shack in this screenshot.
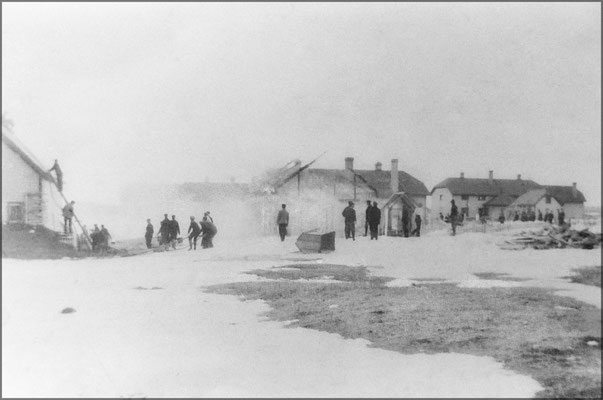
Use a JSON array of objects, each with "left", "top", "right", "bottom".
[{"left": 381, "top": 192, "right": 417, "bottom": 236}]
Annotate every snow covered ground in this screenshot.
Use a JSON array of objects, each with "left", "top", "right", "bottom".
[{"left": 2, "top": 226, "right": 600, "bottom": 397}]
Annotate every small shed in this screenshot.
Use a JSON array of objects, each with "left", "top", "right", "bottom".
[
  {"left": 295, "top": 231, "right": 336, "bottom": 253},
  {"left": 381, "top": 192, "right": 417, "bottom": 236}
]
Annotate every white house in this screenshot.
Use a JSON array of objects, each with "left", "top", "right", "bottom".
[
  {"left": 2, "top": 122, "right": 64, "bottom": 232},
  {"left": 431, "top": 171, "right": 542, "bottom": 221}
]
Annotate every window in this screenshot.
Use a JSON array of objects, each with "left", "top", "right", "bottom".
[
  {"left": 439, "top": 195, "right": 443, "bottom": 201},
  {"left": 545, "top": 195, "right": 551, "bottom": 204},
  {"left": 477, "top": 195, "right": 486, "bottom": 201},
  {"left": 7, "top": 202, "right": 24, "bottom": 223},
  {"left": 461, "top": 195, "right": 469, "bottom": 200}
]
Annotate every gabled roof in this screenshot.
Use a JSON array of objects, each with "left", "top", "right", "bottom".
[
  {"left": 2, "top": 124, "right": 55, "bottom": 182},
  {"left": 304, "top": 169, "right": 378, "bottom": 194},
  {"left": 353, "top": 169, "right": 430, "bottom": 198},
  {"left": 382, "top": 192, "right": 418, "bottom": 210},
  {"left": 482, "top": 194, "right": 517, "bottom": 207},
  {"left": 508, "top": 189, "right": 552, "bottom": 207},
  {"left": 431, "top": 177, "right": 542, "bottom": 197},
  {"left": 542, "top": 185, "right": 586, "bottom": 205}
]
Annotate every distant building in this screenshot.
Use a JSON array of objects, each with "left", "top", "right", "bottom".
[
  {"left": 431, "top": 171, "right": 541, "bottom": 220},
  {"left": 431, "top": 171, "right": 587, "bottom": 222},
  {"left": 2, "top": 122, "right": 63, "bottom": 231},
  {"left": 507, "top": 189, "right": 562, "bottom": 220},
  {"left": 541, "top": 184, "right": 586, "bottom": 220},
  {"left": 256, "top": 157, "right": 429, "bottom": 236}
]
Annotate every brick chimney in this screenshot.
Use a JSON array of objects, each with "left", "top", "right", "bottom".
[
  {"left": 391, "top": 159, "right": 399, "bottom": 193},
  {"left": 572, "top": 182, "right": 577, "bottom": 198},
  {"left": 460, "top": 172, "right": 464, "bottom": 179},
  {"left": 517, "top": 174, "right": 521, "bottom": 180},
  {"left": 345, "top": 157, "right": 354, "bottom": 171},
  {"left": 488, "top": 170, "right": 493, "bottom": 183},
  {"left": 375, "top": 162, "right": 382, "bottom": 171}
]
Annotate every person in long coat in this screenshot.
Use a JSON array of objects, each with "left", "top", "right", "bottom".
[
  {"left": 450, "top": 200, "right": 459, "bottom": 236},
  {"left": 364, "top": 200, "right": 372, "bottom": 237},
  {"left": 368, "top": 201, "right": 381, "bottom": 240},
  {"left": 187, "top": 216, "right": 202, "bottom": 250},
  {"left": 276, "top": 204, "right": 289, "bottom": 242},
  {"left": 412, "top": 213, "right": 422, "bottom": 236},
  {"left": 145, "top": 219, "right": 154, "bottom": 249},
  {"left": 342, "top": 201, "right": 356, "bottom": 240},
  {"left": 158, "top": 214, "right": 170, "bottom": 245},
  {"left": 168, "top": 215, "right": 180, "bottom": 249},
  {"left": 200, "top": 216, "right": 217, "bottom": 249}
]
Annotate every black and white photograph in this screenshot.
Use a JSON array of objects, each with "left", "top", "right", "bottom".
[{"left": 2, "top": 2, "right": 601, "bottom": 398}]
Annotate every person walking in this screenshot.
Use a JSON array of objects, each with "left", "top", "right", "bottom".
[
  {"left": 412, "top": 213, "right": 422, "bottom": 237},
  {"left": 342, "top": 201, "right": 356, "bottom": 240},
  {"left": 62, "top": 201, "right": 75, "bottom": 234},
  {"left": 168, "top": 215, "right": 180, "bottom": 249},
  {"left": 276, "top": 204, "right": 289, "bottom": 242},
  {"left": 450, "top": 199, "right": 459, "bottom": 236},
  {"left": 368, "top": 201, "right": 381, "bottom": 240},
  {"left": 145, "top": 219, "right": 154, "bottom": 249},
  {"left": 364, "top": 200, "right": 372, "bottom": 237},
  {"left": 187, "top": 216, "right": 202, "bottom": 250}
]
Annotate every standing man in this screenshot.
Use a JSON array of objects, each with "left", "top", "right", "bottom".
[
  {"left": 368, "top": 201, "right": 381, "bottom": 240},
  {"left": 187, "top": 216, "right": 201, "bottom": 250},
  {"left": 364, "top": 200, "right": 372, "bottom": 237},
  {"left": 401, "top": 208, "right": 410, "bottom": 238},
  {"left": 145, "top": 219, "right": 154, "bottom": 249},
  {"left": 450, "top": 199, "right": 459, "bottom": 236},
  {"left": 277, "top": 204, "right": 289, "bottom": 242},
  {"left": 168, "top": 215, "right": 180, "bottom": 249},
  {"left": 159, "top": 214, "right": 170, "bottom": 245},
  {"left": 558, "top": 208, "right": 565, "bottom": 226},
  {"left": 204, "top": 211, "right": 213, "bottom": 223},
  {"left": 48, "top": 159, "right": 63, "bottom": 192},
  {"left": 342, "top": 201, "right": 356, "bottom": 240},
  {"left": 200, "top": 215, "right": 217, "bottom": 248},
  {"left": 62, "top": 201, "right": 75, "bottom": 234},
  {"left": 412, "top": 213, "right": 422, "bottom": 237},
  {"left": 100, "top": 225, "right": 111, "bottom": 253}
]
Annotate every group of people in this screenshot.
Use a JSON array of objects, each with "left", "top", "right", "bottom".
[
  {"left": 89, "top": 224, "right": 112, "bottom": 253},
  {"left": 510, "top": 208, "right": 564, "bottom": 225},
  {"left": 278, "top": 200, "right": 422, "bottom": 242},
  {"left": 145, "top": 212, "right": 217, "bottom": 251}
]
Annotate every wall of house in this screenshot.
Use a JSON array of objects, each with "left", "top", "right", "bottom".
[
  {"left": 41, "top": 179, "right": 65, "bottom": 232},
  {"left": 2, "top": 141, "right": 42, "bottom": 223},
  {"left": 561, "top": 203, "right": 585, "bottom": 221},
  {"left": 430, "top": 188, "right": 453, "bottom": 220}
]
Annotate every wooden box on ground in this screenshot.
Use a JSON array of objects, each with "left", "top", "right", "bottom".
[{"left": 295, "top": 231, "right": 336, "bottom": 253}]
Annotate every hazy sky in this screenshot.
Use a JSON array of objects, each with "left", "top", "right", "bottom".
[{"left": 2, "top": 2, "right": 601, "bottom": 205}]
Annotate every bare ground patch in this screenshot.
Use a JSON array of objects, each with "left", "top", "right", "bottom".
[
  {"left": 473, "top": 272, "right": 532, "bottom": 282},
  {"left": 563, "top": 266, "right": 601, "bottom": 288},
  {"left": 205, "top": 264, "right": 601, "bottom": 398}
]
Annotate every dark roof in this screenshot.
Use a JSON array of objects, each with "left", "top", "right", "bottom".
[
  {"left": 431, "top": 177, "right": 542, "bottom": 197},
  {"left": 2, "top": 126, "right": 55, "bottom": 182},
  {"left": 353, "top": 169, "right": 430, "bottom": 197},
  {"left": 482, "top": 194, "right": 517, "bottom": 207},
  {"left": 542, "top": 185, "right": 586, "bottom": 205}
]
